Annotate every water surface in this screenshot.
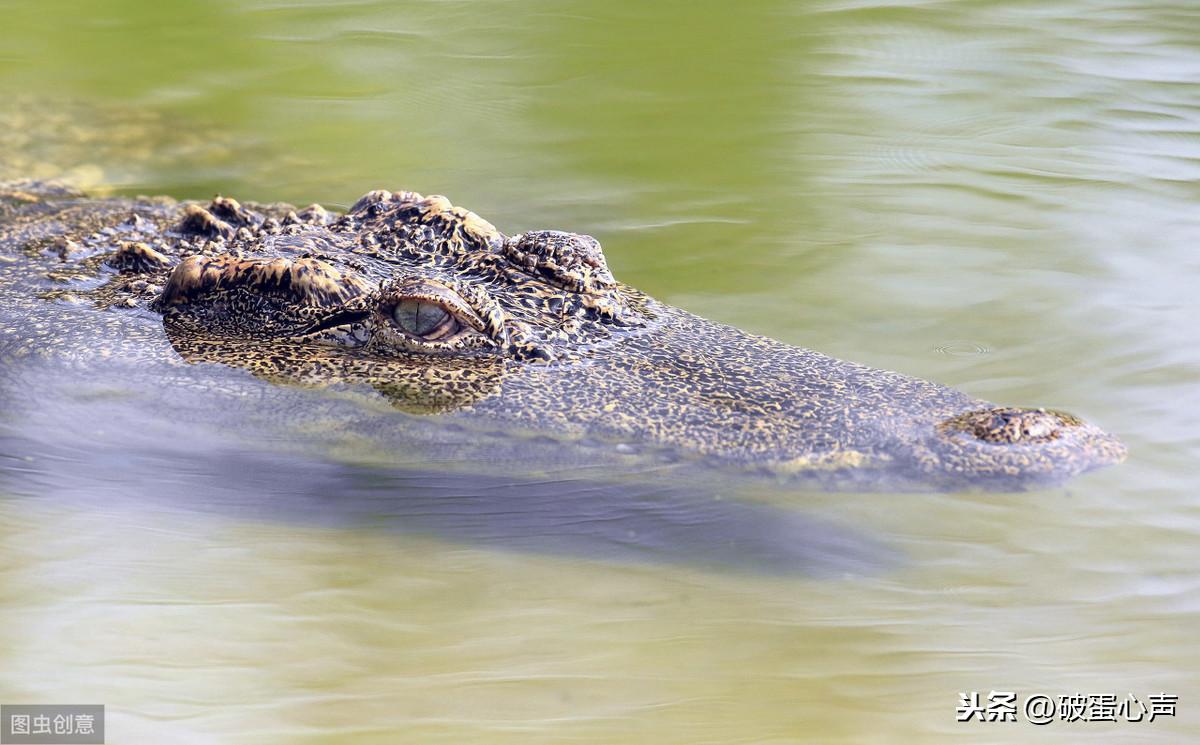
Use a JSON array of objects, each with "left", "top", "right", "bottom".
[{"left": 1, "top": 0, "right": 1197, "bottom": 742}]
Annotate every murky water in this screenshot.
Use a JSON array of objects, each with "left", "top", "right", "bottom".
[{"left": 1, "top": 0, "right": 1198, "bottom": 742}]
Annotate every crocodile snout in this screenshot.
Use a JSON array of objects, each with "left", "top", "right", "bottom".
[{"left": 938, "top": 407, "right": 1079, "bottom": 445}]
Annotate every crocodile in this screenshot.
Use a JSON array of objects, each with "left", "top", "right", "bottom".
[{"left": 0, "top": 181, "right": 1125, "bottom": 492}]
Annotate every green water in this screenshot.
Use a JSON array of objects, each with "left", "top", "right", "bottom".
[{"left": 1, "top": 0, "right": 1198, "bottom": 742}]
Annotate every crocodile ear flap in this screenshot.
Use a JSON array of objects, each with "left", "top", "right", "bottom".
[
  {"left": 502, "top": 230, "right": 616, "bottom": 295},
  {"left": 154, "top": 254, "right": 375, "bottom": 338}
]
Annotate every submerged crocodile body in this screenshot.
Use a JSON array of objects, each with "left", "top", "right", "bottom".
[{"left": 0, "top": 181, "right": 1125, "bottom": 491}]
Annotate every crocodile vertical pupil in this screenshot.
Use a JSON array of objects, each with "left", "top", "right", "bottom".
[{"left": 394, "top": 299, "right": 449, "bottom": 336}]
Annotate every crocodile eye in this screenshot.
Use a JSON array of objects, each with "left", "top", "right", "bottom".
[
  {"left": 392, "top": 299, "right": 459, "bottom": 339},
  {"left": 370, "top": 279, "right": 500, "bottom": 356}
]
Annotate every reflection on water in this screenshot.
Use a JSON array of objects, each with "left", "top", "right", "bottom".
[{"left": 1, "top": 0, "right": 1198, "bottom": 742}]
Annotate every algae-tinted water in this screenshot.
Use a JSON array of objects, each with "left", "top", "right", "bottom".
[{"left": 1, "top": 1, "right": 1197, "bottom": 742}]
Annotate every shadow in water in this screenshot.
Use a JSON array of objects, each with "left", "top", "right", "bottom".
[
  {"left": 0, "top": 429, "right": 896, "bottom": 578},
  {"left": 0, "top": 344, "right": 897, "bottom": 578}
]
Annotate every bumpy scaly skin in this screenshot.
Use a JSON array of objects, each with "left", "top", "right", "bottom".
[{"left": 0, "top": 181, "right": 1126, "bottom": 490}]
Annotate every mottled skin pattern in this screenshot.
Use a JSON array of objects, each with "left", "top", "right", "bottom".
[{"left": 0, "top": 181, "right": 1125, "bottom": 490}]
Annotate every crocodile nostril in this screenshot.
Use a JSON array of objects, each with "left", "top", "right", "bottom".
[{"left": 937, "top": 407, "right": 1083, "bottom": 445}]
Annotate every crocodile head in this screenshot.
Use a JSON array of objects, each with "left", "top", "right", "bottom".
[
  {"left": 155, "top": 190, "right": 649, "bottom": 364},
  {"left": 146, "top": 190, "right": 1124, "bottom": 490}
]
